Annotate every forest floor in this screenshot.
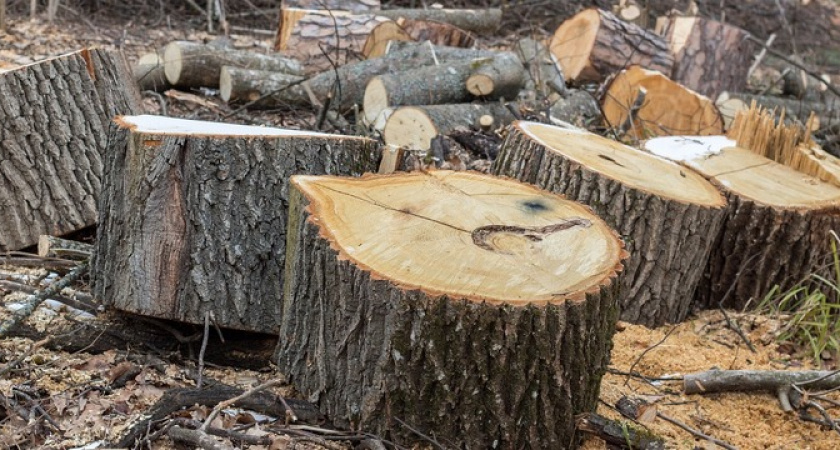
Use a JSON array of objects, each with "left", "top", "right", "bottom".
[{"left": 2, "top": 4, "right": 840, "bottom": 449}]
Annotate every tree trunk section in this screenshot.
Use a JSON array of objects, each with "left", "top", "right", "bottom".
[
  {"left": 277, "top": 170, "right": 625, "bottom": 448},
  {"left": 515, "top": 37, "right": 566, "bottom": 98},
  {"left": 361, "top": 18, "right": 475, "bottom": 59},
  {"left": 549, "top": 8, "right": 674, "bottom": 83},
  {"left": 549, "top": 89, "right": 601, "bottom": 126},
  {"left": 0, "top": 48, "right": 139, "bottom": 252},
  {"left": 657, "top": 16, "right": 757, "bottom": 99},
  {"left": 645, "top": 136, "right": 840, "bottom": 310},
  {"left": 493, "top": 122, "right": 727, "bottom": 326},
  {"left": 372, "top": 8, "right": 501, "bottom": 34},
  {"left": 602, "top": 65, "right": 724, "bottom": 140},
  {"left": 466, "top": 52, "right": 526, "bottom": 98},
  {"left": 92, "top": 115, "right": 378, "bottom": 334},
  {"left": 134, "top": 52, "right": 170, "bottom": 92},
  {"left": 280, "top": 0, "right": 380, "bottom": 11},
  {"left": 163, "top": 41, "right": 303, "bottom": 89},
  {"left": 219, "top": 66, "right": 304, "bottom": 105}
]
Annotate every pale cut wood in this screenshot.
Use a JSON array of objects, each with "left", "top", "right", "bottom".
[
  {"left": 219, "top": 66, "right": 304, "bottom": 105},
  {"left": 163, "top": 41, "right": 303, "bottom": 89},
  {"left": 278, "top": 170, "right": 625, "bottom": 447},
  {"left": 0, "top": 48, "right": 139, "bottom": 252},
  {"left": 134, "top": 52, "right": 170, "bottom": 92},
  {"left": 361, "top": 18, "right": 475, "bottom": 59},
  {"left": 38, "top": 235, "right": 92, "bottom": 259},
  {"left": 92, "top": 115, "right": 379, "bottom": 334},
  {"left": 549, "top": 8, "right": 673, "bottom": 83},
  {"left": 493, "top": 122, "right": 726, "bottom": 326},
  {"left": 602, "top": 65, "right": 724, "bottom": 139},
  {"left": 645, "top": 136, "right": 840, "bottom": 310},
  {"left": 657, "top": 16, "right": 757, "bottom": 99},
  {"left": 465, "top": 52, "right": 526, "bottom": 98},
  {"left": 281, "top": 0, "right": 379, "bottom": 11}
]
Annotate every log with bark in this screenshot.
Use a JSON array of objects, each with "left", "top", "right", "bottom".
[
  {"left": 602, "top": 65, "right": 724, "bottom": 139},
  {"left": 493, "top": 122, "right": 727, "bottom": 327},
  {"left": 549, "top": 8, "right": 674, "bottom": 83},
  {"left": 363, "top": 52, "right": 524, "bottom": 123},
  {"left": 38, "top": 235, "right": 92, "bottom": 259},
  {"left": 93, "top": 115, "right": 378, "bottom": 334},
  {"left": 277, "top": 170, "right": 626, "bottom": 448},
  {"left": 361, "top": 18, "right": 475, "bottom": 59},
  {"left": 0, "top": 48, "right": 139, "bottom": 252},
  {"left": 134, "top": 52, "right": 170, "bottom": 92},
  {"left": 371, "top": 7, "right": 500, "bottom": 34},
  {"left": 163, "top": 41, "right": 303, "bottom": 89},
  {"left": 514, "top": 37, "right": 566, "bottom": 98},
  {"left": 219, "top": 66, "right": 304, "bottom": 105},
  {"left": 645, "top": 136, "right": 840, "bottom": 310},
  {"left": 281, "top": 0, "right": 379, "bottom": 11},
  {"left": 656, "top": 16, "right": 757, "bottom": 99}
]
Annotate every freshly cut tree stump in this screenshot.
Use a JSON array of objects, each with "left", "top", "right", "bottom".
[
  {"left": 0, "top": 48, "right": 139, "bottom": 252},
  {"left": 93, "top": 115, "right": 378, "bottom": 334},
  {"left": 382, "top": 103, "right": 520, "bottom": 151},
  {"left": 645, "top": 136, "right": 840, "bottom": 310},
  {"left": 219, "top": 66, "right": 304, "bottom": 105},
  {"left": 163, "top": 41, "right": 303, "bottom": 89},
  {"left": 277, "top": 170, "right": 626, "bottom": 448},
  {"left": 656, "top": 16, "right": 757, "bottom": 99},
  {"left": 281, "top": 0, "right": 379, "bottom": 11},
  {"left": 134, "top": 52, "right": 169, "bottom": 92},
  {"left": 549, "top": 8, "right": 674, "bottom": 83},
  {"left": 602, "top": 66, "right": 724, "bottom": 139},
  {"left": 361, "top": 18, "right": 475, "bottom": 59},
  {"left": 493, "top": 122, "right": 727, "bottom": 326}
]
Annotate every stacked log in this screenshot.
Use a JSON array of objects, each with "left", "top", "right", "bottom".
[
  {"left": 493, "top": 121, "right": 726, "bottom": 326},
  {"left": 361, "top": 18, "right": 475, "bottom": 59},
  {"left": 281, "top": 0, "right": 380, "bottom": 11},
  {"left": 93, "top": 115, "right": 379, "bottom": 334},
  {"left": 133, "top": 52, "right": 169, "bottom": 92},
  {"left": 0, "top": 48, "right": 139, "bottom": 252},
  {"left": 277, "top": 170, "right": 626, "bottom": 447}
]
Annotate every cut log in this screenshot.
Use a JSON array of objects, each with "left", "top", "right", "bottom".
[
  {"left": 38, "top": 235, "right": 92, "bottom": 259},
  {"left": 363, "top": 52, "right": 524, "bottom": 123},
  {"left": 602, "top": 65, "right": 724, "bottom": 139},
  {"left": 493, "top": 122, "right": 726, "bottom": 326},
  {"left": 134, "top": 52, "right": 170, "bottom": 92},
  {"left": 219, "top": 66, "right": 304, "bottom": 105},
  {"left": 361, "top": 18, "right": 475, "bottom": 59},
  {"left": 549, "top": 89, "right": 601, "bottom": 126},
  {"left": 277, "top": 170, "right": 625, "bottom": 447},
  {"left": 382, "top": 103, "right": 522, "bottom": 151},
  {"left": 645, "top": 135, "right": 840, "bottom": 310},
  {"left": 372, "top": 8, "right": 501, "bottom": 34},
  {"left": 280, "top": 0, "right": 380, "bottom": 11},
  {"left": 514, "top": 37, "right": 566, "bottom": 97},
  {"left": 0, "top": 48, "right": 139, "bottom": 252},
  {"left": 549, "top": 8, "right": 674, "bottom": 83},
  {"left": 656, "top": 16, "right": 757, "bottom": 99},
  {"left": 92, "top": 115, "right": 378, "bottom": 334},
  {"left": 163, "top": 41, "right": 303, "bottom": 89}
]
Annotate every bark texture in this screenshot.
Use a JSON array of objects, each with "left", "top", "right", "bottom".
[
  {"left": 362, "top": 18, "right": 475, "bottom": 58},
  {"left": 657, "top": 17, "right": 757, "bottom": 99},
  {"left": 0, "top": 48, "right": 139, "bottom": 251},
  {"left": 515, "top": 37, "right": 566, "bottom": 97},
  {"left": 493, "top": 122, "right": 727, "bottom": 326},
  {"left": 134, "top": 52, "right": 170, "bottom": 92},
  {"left": 277, "top": 172, "right": 623, "bottom": 448},
  {"left": 373, "top": 8, "right": 501, "bottom": 34},
  {"left": 281, "top": 0, "right": 380, "bottom": 11},
  {"left": 219, "top": 66, "right": 304, "bottom": 105},
  {"left": 93, "top": 117, "right": 379, "bottom": 333}
]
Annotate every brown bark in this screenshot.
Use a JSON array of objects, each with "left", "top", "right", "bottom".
[
  {"left": 0, "top": 48, "right": 139, "bottom": 252},
  {"left": 92, "top": 115, "right": 379, "bottom": 333},
  {"left": 277, "top": 171, "right": 625, "bottom": 448},
  {"left": 38, "top": 235, "right": 91, "bottom": 259},
  {"left": 281, "top": 0, "right": 380, "bottom": 11},
  {"left": 219, "top": 66, "right": 304, "bottom": 105},
  {"left": 493, "top": 122, "right": 727, "bottom": 327},
  {"left": 362, "top": 18, "right": 475, "bottom": 59},
  {"left": 549, "top": 8, "right": 674, "bottom": 83},
  {"left": 657, "top": 16, "right": 757, "bottom": 99},
  {"left": 373, "top": 8, "right": 501, "bottom": 34}
]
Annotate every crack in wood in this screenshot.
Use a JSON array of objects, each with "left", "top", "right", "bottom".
[{"left": 471, "top": 218, "right": 592, "bottom": 253}]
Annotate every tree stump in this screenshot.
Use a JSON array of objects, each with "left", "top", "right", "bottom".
[
  {"left": 645, "top": 136, "right": 840, "bottom": 310},
  {"left": 93, "top": 115, "right": 378, "bottom": 334},
  {"left": 493, "top": 122, "right": 727, "bottom": 326},
  {"left": 656, "top": 16, "right": 757, "bottom": 99},
  {"left": 0, "top": 48, "right": 139, "bottom": 252},
  {"left": 549, "top": 8, "right": 674, "bottom": 83},
  {"left": 602, "top": 65, "right": 724, "bottom": 139},
  {"left": 277, "top": 170, "right": 626, "bottom": 448}
]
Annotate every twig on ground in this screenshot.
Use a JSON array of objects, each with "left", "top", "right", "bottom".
[
  {"left": 197, "top": 311, "right": 210, "bottom": 389},
  {"left": 657, "top": 411, "right": 738, "bottom": 450},
  {"left": 201, "top": 379, "right": 285, "bottom": 431}
]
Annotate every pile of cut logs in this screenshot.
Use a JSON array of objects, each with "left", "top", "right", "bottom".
[{"left": 3, "top": 1, "right": 840, "bottom": 449}]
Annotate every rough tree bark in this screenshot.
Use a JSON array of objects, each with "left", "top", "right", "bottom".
[
  {"left": 134, "top": 52, "right": 170, "bottom": 92},
  {"left": 0, "top": 48, "right": 139, "bottom": 252},
  {"left": 372, "top": 8, "right": 501, "bottom": 34},
  {"left": 361, "top": 18, "right": 475, "bottom": 59},
  {"left": 493, "top": 122, "right": 727, "bottom": 326},
  {"left": 93, "top": 115, "right": 378, "bottom": 333},
  {"left": 280, "top": 0, "right": 380, "bottom": 11},
  {"left": 219, "top": 66, "right": 304, "bottom": 105},
  {"left": 277, "top": 170, "right": 626, "bottom": 448}
]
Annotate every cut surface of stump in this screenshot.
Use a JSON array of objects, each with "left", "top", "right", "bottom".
[
  {"left": 645, "top": 136, "right": 840, "bottom": 310},
  {"left": 493, "top": 122, "right": 726, "bottom": 326},
  {"left": 0, "top": 48, "right": 139, "bottom": 251},
  {"left": 278, "top": 170, "right": 625, "bottom": 448},
  {"left": 93, "top": 115, "right": 378, "bottom": 334},
  {"left": 602, "top": 65, "right": 724, "bottom": 139}
]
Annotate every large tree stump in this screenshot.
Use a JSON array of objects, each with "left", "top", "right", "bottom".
[
  {"left": 602, "top": 65, "right": 724, "bottom": 139},
  {"left": 277, "top": 170, "right": 625, "bottom": 448},
  {"left": 549, "top": 8, "right": 674, "bottom": 83},
  {"left": 493, "top": 122, "right": 727, "bottom": 326},
  {"left": 656, "top": 16, "right": 757, "bottom": 99},
  {"left": 645, "top": 136, "right": 840, "bottom": 310},
  {"left": 93, "top": 115, "right": 378, "bottom": 334},
  {"left": 0, "top": 48, "right": 139, "bottom": 252},
  {"left": 361, "top": 18, "right": 475, "bottom": 59}
]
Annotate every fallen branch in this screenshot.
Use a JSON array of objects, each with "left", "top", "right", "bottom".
[
  {"left": 575, "top": 412, "right": 665, "bottom": 450},
  {"left": 683, "top": 369, "right": 840, "bottom": 395}
]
